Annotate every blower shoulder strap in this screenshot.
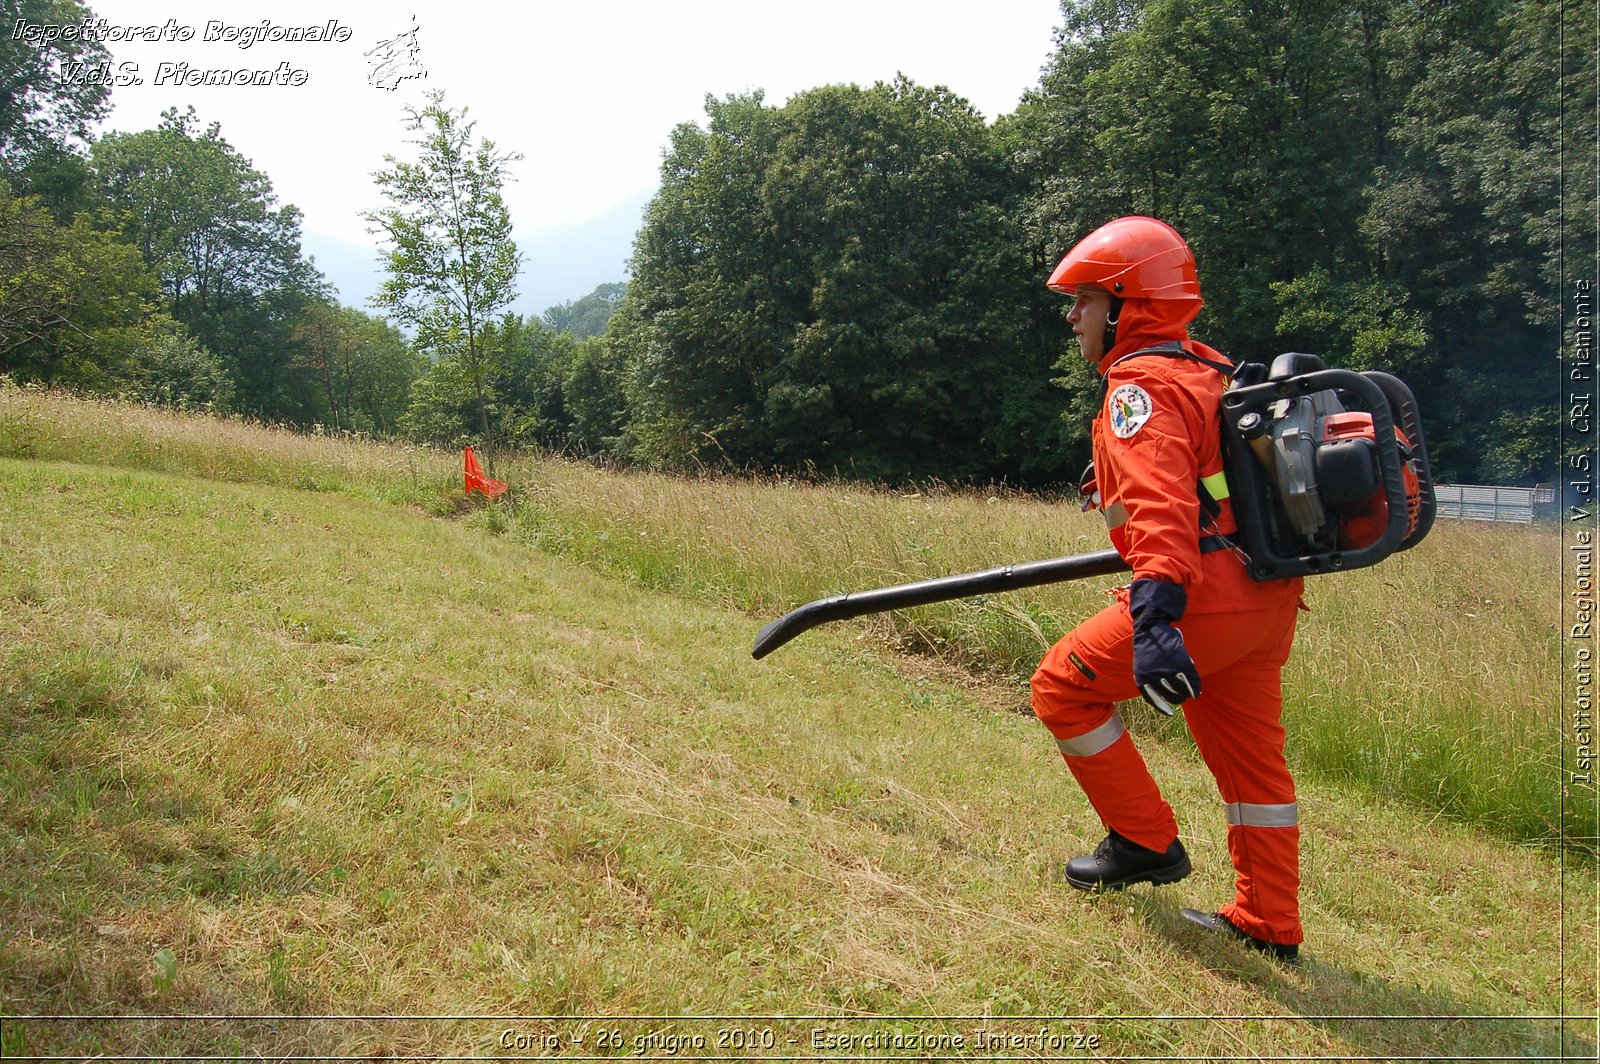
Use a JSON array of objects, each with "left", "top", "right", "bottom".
[
  {"left": 1099, "top": 342, "right": 1240, "bottom": 401},
  {"left": 1107, "top": 341, "right": 1240, "bottom": 380},
  {"left": 1097, "top": 341, "right": 1240, "bottom": 526}
]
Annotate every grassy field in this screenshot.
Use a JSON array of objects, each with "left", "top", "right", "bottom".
[
  {"left": 1, "top": 384, "right": 1595, "bottom": 1059},
  {"left": 2, "top": 385, "right": 1572, "bottom": 854}
]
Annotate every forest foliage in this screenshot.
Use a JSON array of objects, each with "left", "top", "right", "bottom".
[{"left": 2, "top": 0, "right": 1588, "bottom": 485}]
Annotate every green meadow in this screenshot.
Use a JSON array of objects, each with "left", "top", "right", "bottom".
[{"left": 1, "top": 385, "right": 1593, "bottom": 1060}]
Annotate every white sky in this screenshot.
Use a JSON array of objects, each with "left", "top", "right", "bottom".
[{"left": 85, "top": 1, "right": 1065, "bottom": 245}]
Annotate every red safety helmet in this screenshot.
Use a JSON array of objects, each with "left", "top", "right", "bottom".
[{"left": 1046, "top": 216, "right": 1202, "bottom": 302}]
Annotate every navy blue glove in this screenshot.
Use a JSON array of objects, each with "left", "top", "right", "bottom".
[{"left": 1129, "top": 578, "right": 1201, "bottom": 716}]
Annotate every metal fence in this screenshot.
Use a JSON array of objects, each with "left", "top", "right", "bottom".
[{"left": 1434, "top": 483, "right": 1556, "bottom": 524}]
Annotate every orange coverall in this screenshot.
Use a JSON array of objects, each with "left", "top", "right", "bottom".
[{"left": 1030, "top": 302, "right": 1307, "bottom": 946}]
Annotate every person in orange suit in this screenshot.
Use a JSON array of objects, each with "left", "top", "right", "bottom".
[{"left": 1030, "top": 216, "right": 1305, "bottom": 962}]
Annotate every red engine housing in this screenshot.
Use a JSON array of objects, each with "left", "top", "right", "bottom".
[{"left": 1321, "top": 412, "right": 1422, "bottom": 550}]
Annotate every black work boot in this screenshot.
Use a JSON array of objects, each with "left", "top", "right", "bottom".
[
  {"left": 1180, "top": 908, "right": 1300, "bottom": 965},
  {"left": 1062, "top": 831, "right": 1192, "bottom": 891}
]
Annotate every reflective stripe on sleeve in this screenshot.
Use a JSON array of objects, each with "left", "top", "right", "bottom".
[
  {"left": 1200, "top": 469, "right": 1230, "bottom": 501},
  {"left": 1224, "top": 801, "right": 1299, "bottom": 828},
  {"left": 1055, "top": 712, "right": 1127, "bottom": 758}
]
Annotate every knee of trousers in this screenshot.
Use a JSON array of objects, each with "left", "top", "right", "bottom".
[{"left": 1030, "top": 659, "right": 1115, "bottom": 738}]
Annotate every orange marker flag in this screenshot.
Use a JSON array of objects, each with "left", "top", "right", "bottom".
[{"left": 464, "top": 446, "right": 508, "bottom": 498}]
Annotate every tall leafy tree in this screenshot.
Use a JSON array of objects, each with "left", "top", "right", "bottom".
[
  {"left": 0, "top": 190, "right": 159, "bottom": 387},
  {"left": 93, "top": 108, "right": 319, "bottom": 419},
  {"left": 487, "top": 314, "right": 576, "bottom": 446},
  {"left": 620, "top": 90, "right": 788, "bottom": 470},
  {"left": 292, "top": 301, "right": 423, "bottom": 433},
  {"left": 1, "top": 0, "right": 111, "bottom": 209},
  {"left": 1350, "top": 0, "right": 1575, "bottom": 480},
  {"left": 561, "top": 334, "right": 631, "bottom": 455},
  {"left": 619, "top": 80, "right": 1053, "bottom": 482},
  {"left": 344, "top": 315, "right": 427, "bottom": 435},
  {"left": 543, "top": 281, "right": 627, "bottom": 340},
  {"left": 366, "top": 90, "right": 522, "bottom": 468}
]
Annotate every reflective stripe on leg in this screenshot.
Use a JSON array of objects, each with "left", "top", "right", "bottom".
[
  {"left": 1055, "top": 712, "right": 1127, "bottom": 758},
  {"left": 1224, "top": 801, "right": 1298, "bottom": 828}
]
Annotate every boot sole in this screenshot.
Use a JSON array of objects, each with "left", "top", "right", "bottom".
[
  {"left": 1179, "top": 907, "right": 1301, "bottom": 964},
  {"left": 1063, "top": 854, "right": 1192, "bottom": 892}
]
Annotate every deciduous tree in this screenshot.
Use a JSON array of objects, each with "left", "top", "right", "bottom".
[
  {"left": 293, "top": 301, "right": 422, "bottom": 433},
  {"left": 1, "top": 0, "right": 111, "bottom": 176},
  {"left": 0, "top": 191, "right": 158, "bottom": 387},
  {"left": 93, "top": 107, "right": 317, "bottom": 419},
  {"left": 619, "top": 80, "right": 1053, "bottom": 482},
  {"left": 366, "top": 90, "right": 522, "bottom": 468},
  {"left": 543, "top": 282, "right": 627, "bottom": 340}
]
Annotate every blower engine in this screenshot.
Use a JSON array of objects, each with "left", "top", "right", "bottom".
[{"left": 1220, "top": 352, "right": 1434, "bottom": 581}]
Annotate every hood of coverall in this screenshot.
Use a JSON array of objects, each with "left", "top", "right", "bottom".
[{"left": 1095, "top": 295, "right": 1208, "bottom": 377}]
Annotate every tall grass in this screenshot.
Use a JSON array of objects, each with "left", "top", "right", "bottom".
[
  {"left": 490, "top": 451, "right": 1571, "bottom": 854},
  {"left": 1, "top": 381, "right": 1578, "bottom": 855},
  {"left": 0, "top": 379, "right": 457, "bottom": 505}
]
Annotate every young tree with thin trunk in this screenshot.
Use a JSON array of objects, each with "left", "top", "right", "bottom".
[{"left": 366, "top": 90, "right": 521, "bottom": 470}]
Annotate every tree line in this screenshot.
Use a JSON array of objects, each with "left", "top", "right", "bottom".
[
  {"left": 613, "top": 0, "right": 1588, "bottom": 485},
  {"left": 0, "top": 3, "right": 595, "bottom": 442},
  {"left": 1, "top": 25, "right": 424, "bottom": 434},
  {"left": 4, "top": 0, "right": 1588, "bottom": 486}
]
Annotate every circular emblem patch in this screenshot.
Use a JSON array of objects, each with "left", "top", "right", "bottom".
[{"left": 1108, "top": 384, "right": 1155, "bottom": 438}]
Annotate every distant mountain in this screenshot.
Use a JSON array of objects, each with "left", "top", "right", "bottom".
[
  {"left": 302, "top": 184, "right": 655, "bottom": 320},
  {"left": 508, "top": 186, "right": 654, "bottom": 319},
  {"left": 300, "top": 229, "right": 387, "bottom": 310}
]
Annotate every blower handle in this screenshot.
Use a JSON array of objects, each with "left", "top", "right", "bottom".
[{"left": 1364, "top": 371, "right": 1437, "bottom": 551}]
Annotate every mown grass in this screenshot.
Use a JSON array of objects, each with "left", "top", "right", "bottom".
[
  {"left": 0, "top": 455, "right": 1593, "bottom": 1059},
  {"left": 2, "top": 382, "right": 1574, "bottom": 859}
]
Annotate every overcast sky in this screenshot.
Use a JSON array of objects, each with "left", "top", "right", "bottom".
[{"left": 86, "top": 1, "right": 1065, "bottom": 246}]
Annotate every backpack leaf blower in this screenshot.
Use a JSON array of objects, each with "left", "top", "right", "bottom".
[
  {"left": 751, "top": 354, "right": 1435, "bottom": 660},
  {"left": 1221, "top": 352, "right": 1435, "bottom": 579}
]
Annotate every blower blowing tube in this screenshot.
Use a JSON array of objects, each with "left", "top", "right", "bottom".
[{"left": 750, "top": 548, "right": 1130, "bottom": 659}]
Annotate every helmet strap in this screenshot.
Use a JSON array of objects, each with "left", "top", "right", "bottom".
[{"left": 1105, "top": 296, "right": 1124, "bottom": 350}]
